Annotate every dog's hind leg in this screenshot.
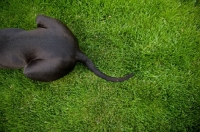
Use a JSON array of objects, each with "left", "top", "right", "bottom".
[
  {"left": 36, "top": 15, "right": 70, "bottom": 33},
  {"left": 23, "top": 59, "right": 75, "bottom": 82}
]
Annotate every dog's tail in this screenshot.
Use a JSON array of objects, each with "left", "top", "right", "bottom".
[{"left": 76, "top": 52, "right": 133, "bottom": 82}]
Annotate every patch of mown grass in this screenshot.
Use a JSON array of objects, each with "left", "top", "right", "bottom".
[{"left": 0, "top": 0, "right": 200, "bottom": 131}]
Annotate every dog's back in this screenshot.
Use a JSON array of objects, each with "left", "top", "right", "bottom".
[{"left": 0, "top": 15, "right": 133, "bottom": 82}]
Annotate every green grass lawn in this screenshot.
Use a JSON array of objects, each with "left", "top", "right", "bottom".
[{"left": 0, "top": 0, "right": 200, "bottom": 131}]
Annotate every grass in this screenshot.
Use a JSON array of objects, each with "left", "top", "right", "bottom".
[{"left": 0, "top": 0, "right": 200, "bottom": 131}]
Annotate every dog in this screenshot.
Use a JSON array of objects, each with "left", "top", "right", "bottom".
[{"left": 0, "top": 15, "right": 133, "bottom": 82}]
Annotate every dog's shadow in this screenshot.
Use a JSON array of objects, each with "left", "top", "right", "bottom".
[
  {"left": 67, "top": 19, "right": 95, "bottom": 70},
  {"left": 68, "top": 19, "right": 88, "bottom": 51},
  {"left": 0, "top": 69, "right": 50, "bottom": 89}
]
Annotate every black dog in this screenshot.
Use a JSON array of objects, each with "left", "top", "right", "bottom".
[{"left": 0, "top": 15, "right": 133, "bottom": 82}]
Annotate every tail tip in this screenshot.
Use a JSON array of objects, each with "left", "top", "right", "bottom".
[{"left": 111, "top": 72, "right": 134, "bottom": 82}]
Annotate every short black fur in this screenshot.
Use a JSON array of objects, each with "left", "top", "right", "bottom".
[{"left": 0, "top": 15, "right": 133, "bottom": 82}]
